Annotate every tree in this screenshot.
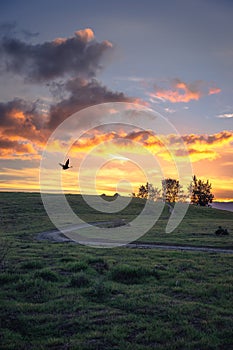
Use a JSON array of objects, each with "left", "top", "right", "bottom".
[
  {"left": 162, "top": 178, "right": 181, "bottom": 203},
  {"left": 137, "top": 184, "right": 148, "bottom": 199},
  {"left": 147, "top": 183, "right": 161, "bottom": 201},
  {"left": 189, "top": 175, "right": 214, "bottom": 206},
  {"left": 136, "top": 182, "right": 161, "bottom": 201}
]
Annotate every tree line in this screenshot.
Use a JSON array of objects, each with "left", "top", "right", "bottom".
[{"left": 132, "top": 175, "right": 214, "bottom": 206}]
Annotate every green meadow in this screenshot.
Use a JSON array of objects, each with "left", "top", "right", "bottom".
[{"left": 0, "top": 192, "right": 232, "bottom": 349}]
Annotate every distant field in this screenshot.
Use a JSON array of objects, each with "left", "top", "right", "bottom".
[
  {"left": 0, "top": 192, "right": 232, "bottom": 349},
  {"left": 211, "top": 201, "right": 233, "bottom": 212}
]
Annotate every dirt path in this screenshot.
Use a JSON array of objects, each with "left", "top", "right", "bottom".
[{"left": 36, "top": 222, "right": 233, "bottom": 254}]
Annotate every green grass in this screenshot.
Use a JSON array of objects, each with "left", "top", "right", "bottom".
[
  {"left": 0, "top": 192, "right": 232, "bottom": 248},
  {"left": 0, "top": 192, "right": 233, "bottom": 349}
]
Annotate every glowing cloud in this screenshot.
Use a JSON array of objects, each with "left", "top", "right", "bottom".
[
  {"left": 208, "top": 87, "right": 221, "bottom": 95},
  {"left": 75, "top": 28, "right": 95, "bottom": 42},
  {"left": 150, "top": 79, "right": 221, "bottom": 103}
]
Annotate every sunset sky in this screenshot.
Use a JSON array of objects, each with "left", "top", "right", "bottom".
[{"left": 0, "top": 0, "right": 232, "bottom": 200}]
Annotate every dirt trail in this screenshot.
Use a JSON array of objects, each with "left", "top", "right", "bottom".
[{"left": 36, "top": 222, "right": 233, "bottom": 254}]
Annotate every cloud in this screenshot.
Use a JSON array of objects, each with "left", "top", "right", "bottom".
[
  {"left": 46, "top": 77, "right": 136, "bottom": 130},
  {"left": 0, "top": 21, "right": 39, "bottom": 39},
  {"left": 70, "top": 129, "right": 233, "bottom": 163},
  {"left": 150, "top": 79, "right": 221, "bottom": 103},
  {"left": 208, "top": 87, "right": 221, "bottom": 95},
  {"left": 164, "top": 107, "right": 176, "bottom": 113},
  {"left": 0, "top": 21, "right": 17, "bottom": 36},
  {"left": 180, "top": 131, "right": 233, "bottom": 146},
  {"left": 0, "top": 138, "right": 39, "bottom": 159},
  {"left": 0, "top": 75, "right": 137, "bottom": 142},
  {"left": 74, "top": 28, "right": 95, "bottom": 43},
  {"left": 0, "top": 98, "right": 49, "bottom": 161},
  {"left": 0, "top": 98, "right": 48, "bottom": 143},
  {"left": 0, "top": 79, "right": 140, "bottom": 160},
  {"left": 0, "top": 28, "right": 113, "bottom": 82},
  {"left": 217, "top": 113, "right": 233, "bottom": 119},
  {"left": 168, "top": 131, "right": 233, "bottom": 162}
]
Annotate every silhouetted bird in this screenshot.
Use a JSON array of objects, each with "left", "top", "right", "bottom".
[{"left": 59, "top": 159, "right": 72, "bottom": 170}]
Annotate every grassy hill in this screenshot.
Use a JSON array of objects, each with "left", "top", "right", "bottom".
[
  {"left": 0, "top": 192, "right": 232, "bottom": 248},
  {"left": 0, "top": 192, "right": 232, "bottom": 349}
]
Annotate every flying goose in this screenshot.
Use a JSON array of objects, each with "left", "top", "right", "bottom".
[{"left": 59, "top": 159, "right": 72, "bottom": 170}]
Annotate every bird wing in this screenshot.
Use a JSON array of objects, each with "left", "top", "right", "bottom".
[
  {"left": 65, "top": 159, "right": 69, "bottom": 167},
  {"left": 59, "top": 163, "right": 63, "bottom": 167}
]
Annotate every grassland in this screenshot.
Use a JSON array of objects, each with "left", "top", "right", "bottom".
[{"left": 0, "top": 192, "right": 233, "bottom": 349}]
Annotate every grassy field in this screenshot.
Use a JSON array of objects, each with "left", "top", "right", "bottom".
[{"left": 0, "top": 192, "right": 233, "bottom": 349}]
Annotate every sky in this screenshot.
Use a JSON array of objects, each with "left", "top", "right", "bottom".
[{"left": 0, "top": 0, "right": 232, "bottom": 200}]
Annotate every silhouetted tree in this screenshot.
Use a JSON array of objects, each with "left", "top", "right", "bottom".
[
  {"left": 189, "top": 175, "right": 214, "bottom": 206},
  {"left": 162, "top": 178, "right": 181, "bottom": 202},
  {"left": 136, "top": 182, "right": 161, "bottom": 201},
  {"left": 137, "top": 184, "right": 148, "bottom": 199},
  {"left": 147, "top": 183, "right": 161, "bottom": 201}
]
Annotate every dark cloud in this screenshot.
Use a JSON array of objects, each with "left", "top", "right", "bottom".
[
  {"left": 0, "top": 78, "right": 138, "bottom": 150},
  {"left": 0, "top": 98, "right": 41, "bottom": 127},
  {"left": 21, "top": 29, "right": 39, "bottom": 40},
  {"left": 126, "top": 130, "right": 154, "bottom": 142},
  {"left": 47, "top": 77, "right": 135, "bottom": 130},
  {"left": 0, "top": 29, "right": 113, "bottom": 82},
  {"left": 0, "top": 21, "right": 17, "bottom": 36},
  {"left": 181, "top": 131, "right": 233, "bottom": 145},
  {"left": 0, "top": 22, "right": 39, "bottom": 40}
]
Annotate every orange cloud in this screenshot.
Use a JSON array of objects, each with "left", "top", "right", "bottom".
[
  {"left": 75, "top": 28, "right": 95, "bottom": 43},
  {"left": 0, "top": 130, "right": 233, "bottom": 199},
  {"left": 52, "top": 37, "right": 67, "bottom": 45},
  {"left": 0, "top": 112, "right": 232, "bottom": 200},
  {"left": 0, "top": 138, "right": 39, "bottom": 159},
  {"left": 166, "top": 131, "right": 233, "bottom": 162},
  {"left": 150, "top": 79, "right": 221, "bottom": 103},
  {"left": 208, "top": 87, "right": 221, "bottom": 95},
  {"left": 66, "top": 129, "right": 233, "bottom": 165}
]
